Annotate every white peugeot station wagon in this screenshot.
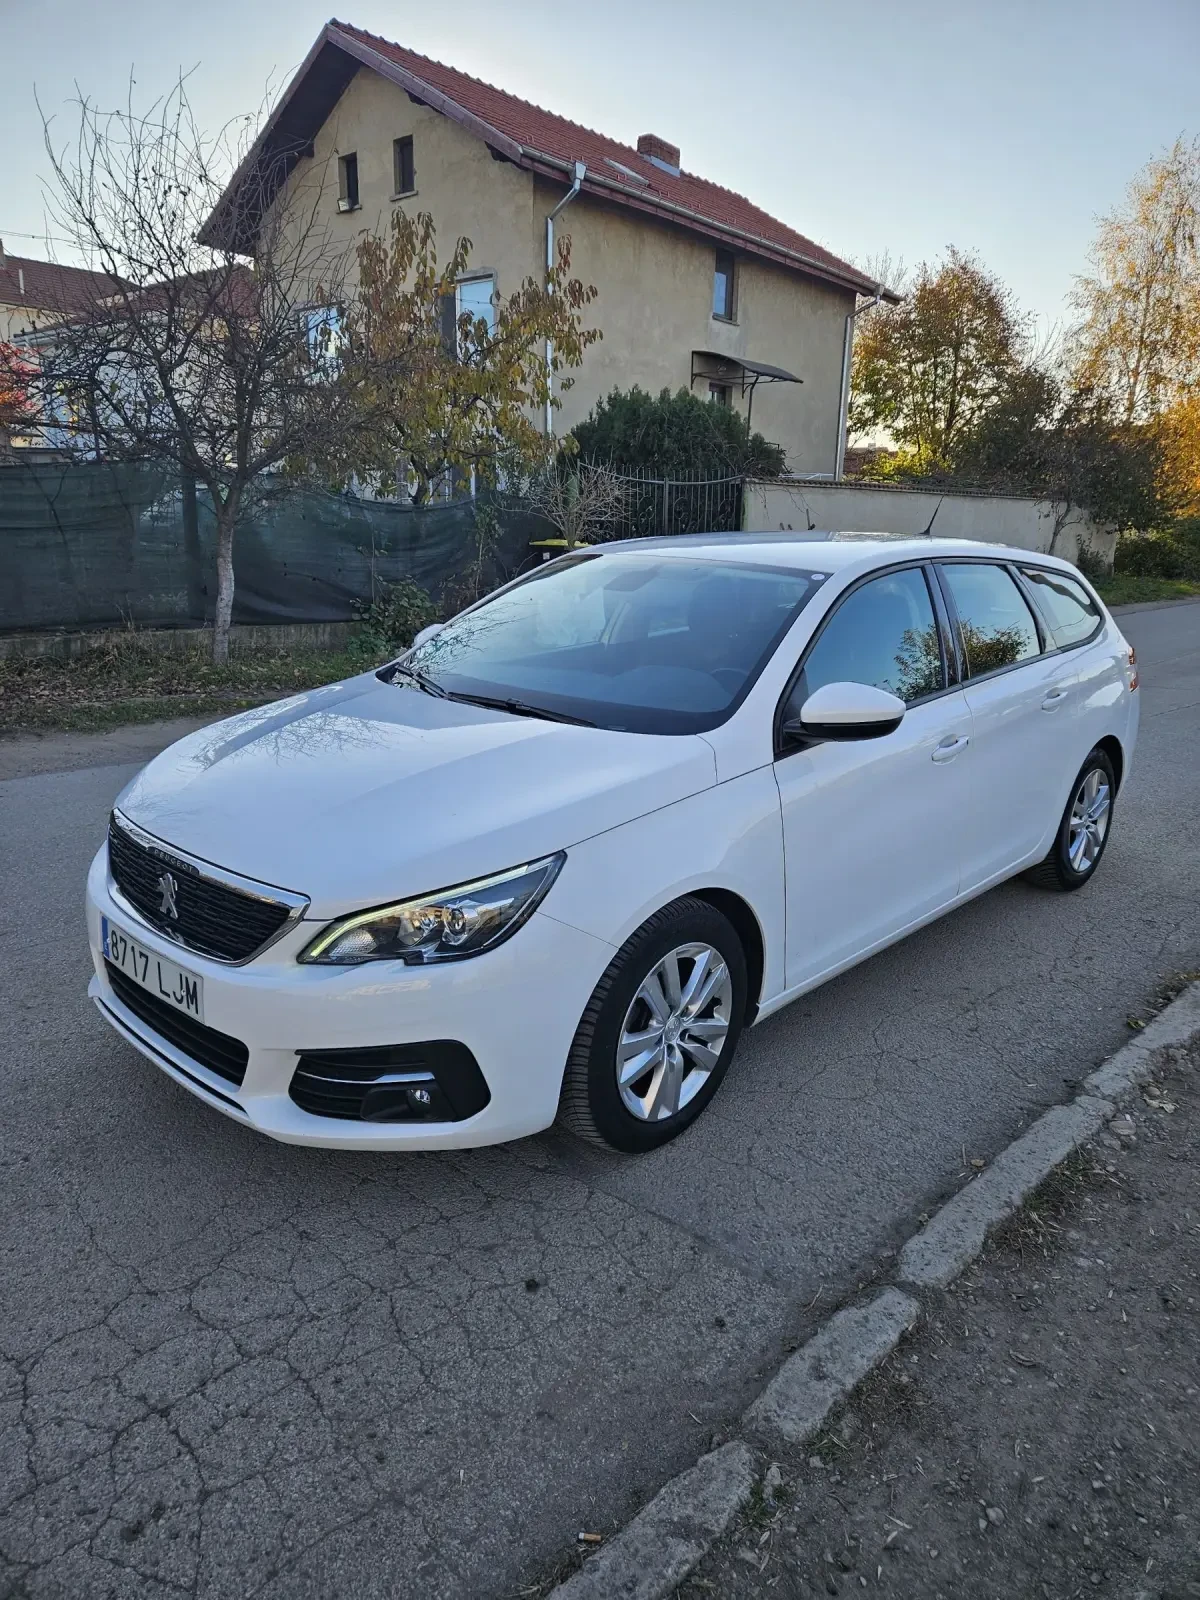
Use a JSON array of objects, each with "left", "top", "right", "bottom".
[{"left": 87, "top": 534, "right": 1139, "bottom": 1153}]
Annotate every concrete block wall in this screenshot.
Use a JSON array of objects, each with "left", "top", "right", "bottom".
[{"left": 745, "top": 479, "right": 1116, "bottom": 569}]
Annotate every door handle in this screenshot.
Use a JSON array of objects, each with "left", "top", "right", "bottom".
[
  {"left": 932, "top": 734, "right": 970, "bottom": 763},
  {"left": 1041, "top": 688, "right": 1069, "bottom": 709}
]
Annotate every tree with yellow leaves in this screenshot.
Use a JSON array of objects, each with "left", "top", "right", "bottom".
[
  {"left": 1158, "top": 396, "right": 1200, "bottom": 516},
  {"left": 849, "top": 249, "right": 1032, "bottom": 472},
  {"left": 1069, "top": 136, "right": 1199, "bottom": 425},
  {"left": 336, "top": 210, "right": 600, "bottom": 504},
  {"left": 1075, "top": 140, "right": 1200, "bottom": 521},
  {"left": 1070, "top": 138, "right": 1200, "bottom": 517}
]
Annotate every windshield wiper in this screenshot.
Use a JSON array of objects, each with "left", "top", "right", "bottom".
[
  {"left": 443, "top": 691, "right": 596, "bottom": 728},
  {"left": 388, "top": 663, "right": 449, "bottom": 698}
]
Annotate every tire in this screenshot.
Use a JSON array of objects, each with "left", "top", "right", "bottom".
[
  {"left": 1024, "top": 747, "right": 1117, "bottom": 892},
  {"left": 557, "top": 897, "right": 749, "bottom": 1152}
]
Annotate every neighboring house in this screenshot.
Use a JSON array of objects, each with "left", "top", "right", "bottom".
[
  {"left": 0, "top": 243, "right": 119, "bottom": 345},
  {"left": 0, "top": 243, "right": 124, "bottom": 453},
  {"left": 0, "top": 249, "right": 259, "bottom": 459},
  {"left": 202, "top": 20, "right": 895, "bottom": 475}
]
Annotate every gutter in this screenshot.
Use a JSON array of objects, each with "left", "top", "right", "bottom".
[
  {"left": 543, "top": 161, "right": 586, "bottom": 437},
  {"left": 834, "top": 283, "right": 883, "bottom": 482}
]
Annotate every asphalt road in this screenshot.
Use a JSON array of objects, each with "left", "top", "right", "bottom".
[{"left": 1, "top": 602, "right": 1197, "bottom": 1600}]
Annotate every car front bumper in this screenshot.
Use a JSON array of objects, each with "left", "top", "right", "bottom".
[{"left": 85, "top": 846, "right": 614, "bottom": 1150}]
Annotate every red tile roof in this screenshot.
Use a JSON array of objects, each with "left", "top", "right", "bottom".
[
  {"left": 204, "top": 19, "right": 882, "bottom": 297},
  {"left": 329, "top": 21, "right": 880, "bottom": 296},
  {"left": 0, "top": 253, "right": 123, "bottom": 318}
]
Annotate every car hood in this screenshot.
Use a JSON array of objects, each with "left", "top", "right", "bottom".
[{"left": 115, "top": 673, "right": 717, "bottom": 917}]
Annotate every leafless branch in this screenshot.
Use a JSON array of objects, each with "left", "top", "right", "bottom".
[{"left": 524, "top": 462, "right": 627, "bottom": 547}]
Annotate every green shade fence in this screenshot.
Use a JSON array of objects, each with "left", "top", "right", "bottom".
[{"left": 0, "top": 460, "right": 537, "bottom": 635}]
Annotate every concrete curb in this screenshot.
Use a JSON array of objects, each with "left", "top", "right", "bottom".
[
  {"left": 549, "top": 983, "right": 1200, "bottom": 1599},
  {"left": 551, "top": 1441, "right": 757, "bottom": 1600},
  {"left": 901, "top": 983, "right": 1200, "bottom": 1291},
  {"left": 1083, "top": 981, "right": 1200, "bottom": 1100},
  {"left": 897, "top": 1096, "right": 1114, "bottom": 1289},
  {"left": 744, "top": 1288, "right": 919, "bottom": 1445}
]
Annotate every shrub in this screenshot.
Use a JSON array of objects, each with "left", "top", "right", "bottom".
[
  {"left": 353, "top": 578, "right": 438, "bottom": 656},
  {"left": 1074, "top": 543, "right": 1112, "bottom": 584},
  {"left": 1113, "top": 521, "right": 1200, "bottom": 581},
  {"left": 569, "top": 386, "right": 787, "bottom": 477}
]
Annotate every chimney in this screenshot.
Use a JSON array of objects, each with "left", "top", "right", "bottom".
[
  {"left": 637, "top": 133, "right": 680, "bottom": 176},
  {"left": 0, "top": 238, "right": 6, "bottom": 269}
]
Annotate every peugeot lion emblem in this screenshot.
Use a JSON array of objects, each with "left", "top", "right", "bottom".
[{"left": 157, "top": 870, "right": 180, "bottom": 920}]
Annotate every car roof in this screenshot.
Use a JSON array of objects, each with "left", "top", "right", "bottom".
[{"left": 594, "top": 531, "right": 1074, "bottom": 574}]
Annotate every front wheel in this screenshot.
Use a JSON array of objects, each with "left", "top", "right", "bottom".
[
  {"left": 557, "top": 897, "right": 748, "bottom": 1152},
  {"left": 1024, "top": 747, "right": 1117, "bottom": 892}
]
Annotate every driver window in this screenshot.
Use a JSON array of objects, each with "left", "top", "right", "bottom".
[{"left": 795, "top": 568, "right": 944, "bottom": 709}]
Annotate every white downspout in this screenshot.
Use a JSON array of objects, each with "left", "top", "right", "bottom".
[
  {"left": 544, "top": 160, "right": 586, "bottom": 437},
  {"left": 834, "top": 283, "right": 883, "bottom": 482}
]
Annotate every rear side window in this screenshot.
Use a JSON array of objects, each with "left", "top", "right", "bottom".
[
  {"left": 940, "top": 563, "right": 1041, "bottom": 680},
  {"left": 796, "top": 567, "right": 944, "bottom": 706},
  {"left": 1019, "top": 567, "right": 1101, "bottom": 648}
]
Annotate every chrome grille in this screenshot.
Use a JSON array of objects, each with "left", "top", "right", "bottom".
[{"left": 107, "top": 812, "right": 306, "bottom": 963}]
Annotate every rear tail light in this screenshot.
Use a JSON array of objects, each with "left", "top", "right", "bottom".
[{"left": 1126, "top": 644, "right": 1138, "bottom": 691}]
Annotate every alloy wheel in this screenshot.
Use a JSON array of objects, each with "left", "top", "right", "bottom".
[
  {"left": 615, "top": 942, "right": 733, "bottom": 1122},
  {"left": 1068, "top": 767, "right": 1111, "bottom": 872}
]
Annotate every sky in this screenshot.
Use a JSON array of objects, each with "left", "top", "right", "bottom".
[{"left": 1, "top": 0, "right": 1197, "bottom": 339}]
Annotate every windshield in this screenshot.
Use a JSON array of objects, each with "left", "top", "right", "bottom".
[{"left": 394, "top": 551, "right": 828, "bottom": 734}]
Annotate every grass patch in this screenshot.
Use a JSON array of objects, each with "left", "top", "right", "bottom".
[
  {"left": 1094, "top": 573, "right": 1200, "bottom": 607},
  {"left": 0, "top": 636, "right": 379, "bottom": 736}
]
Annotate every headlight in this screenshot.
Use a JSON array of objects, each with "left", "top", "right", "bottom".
[{"left": 297, "top": 854, "right": 565, "bottom": 966}]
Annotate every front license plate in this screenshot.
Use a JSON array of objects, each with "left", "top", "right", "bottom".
[{"left": 103, "top": 916, "right": 204, "bottom": 1022}]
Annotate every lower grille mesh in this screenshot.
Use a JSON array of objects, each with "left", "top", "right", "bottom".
[{"left": 106, "top": 962, "right": 248, "bottom": 1087}]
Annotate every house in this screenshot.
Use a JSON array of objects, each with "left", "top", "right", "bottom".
[
  {"left": 0, "top": 243, "right": 120, "bottom": 345},
  {"left": 0, "top": 243, "right": 126, "bottom": 453},
  {"left": 202, "top": 20, "right": 894, "bottom": 475}
]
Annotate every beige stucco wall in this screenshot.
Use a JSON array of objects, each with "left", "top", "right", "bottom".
[
  {"left": 273, "top": 63, "right": 853, "bottom": 475},
  {"left": 745, "top": 479, "right": 1118, "bottom": 568},
  {"left": 532, "top": 181, "right": 853, "bottom": 474},
  {"left": 272, "top": 65, "right": 540, "bottom": 309}
]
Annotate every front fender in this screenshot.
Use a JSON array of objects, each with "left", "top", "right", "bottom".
[{"left": 543, "top": 767, "right": 785, "bottom": 1008}]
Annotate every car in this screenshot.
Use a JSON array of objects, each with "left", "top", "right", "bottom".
[{"left": 86, "top": 533, "right": 1139, "bottom": 1154}]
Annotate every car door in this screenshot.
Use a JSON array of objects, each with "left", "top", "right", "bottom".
[
  {"left": 1014, "top": 562, "right": 1123, "bottom": 759},
  {"left": 934, "top": 559, "right": 1080, "bottom": 890},
  {"left": 774, "top": 563, "right": 975, "bottom": 993}
]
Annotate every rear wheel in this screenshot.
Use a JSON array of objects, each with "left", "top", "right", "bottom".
[
  {"left": 1024, "top": 747, "right": 1116, "bottom": 892},
  {"left": 557, "top": 897, "right": 748, "bottom": 1152}
]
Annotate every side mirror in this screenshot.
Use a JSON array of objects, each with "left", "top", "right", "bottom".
[
  {"left": 784, "top": 681, "right": 906, "bottom": 742},
  {"left": 412, "top": 622, "right": 445, "bottom": 649}
]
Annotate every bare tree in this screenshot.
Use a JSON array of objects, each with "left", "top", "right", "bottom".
[
  {"left": 524, "top": 462, "right": 627, "bottom": 548},
  {"left": 31, "top": 76, "right": 365, "bottom": 661}
]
